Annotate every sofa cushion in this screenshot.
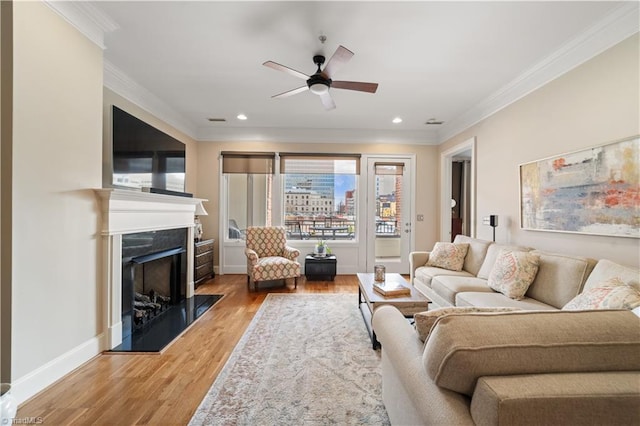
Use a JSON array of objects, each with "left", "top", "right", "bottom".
[
  {"left": 455, "top": 292, "right": 558, "bottom": 310},
  {"left": 423, "top": 310, "right": 640, "bottom": 396},
  {"left": 477, "top": 244, "right": 530, "bottom": 280},
  {"left": 525, "top": 251, "right": 596, "bottom": 309},
  {"left": 488, "top": 250, "right": 540, "bottom": 300},
  {"left": 471, "top": 372, "right": 640, "bottom": 426},
  {"left": 452, "top": 235, "right": 493, "bottom": 276},
  {"left": 430, "top": 276, "right": 494, "bottom": 305},
  {"left": 583, "top": 259, "right": 640, "bottom": 292},
  {"left": 414, "top": 306, "right": 520, "bottom": 342},
  {"left": 415, "top": 266, "right": 473, "bottom": 288},
  {"left": 426, "top": 242, "right": 469, "bottom": 271},
  {"left": 563, "top": 277, "right": 640, "bottom": 311}
]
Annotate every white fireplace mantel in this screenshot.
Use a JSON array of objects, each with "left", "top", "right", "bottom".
[{"left": 94, "top": 188, "right": 207, "bottom": 349}]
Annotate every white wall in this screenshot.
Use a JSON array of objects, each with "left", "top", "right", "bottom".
[
  {"left": 440, "top": 34, "right": 640, "bottom": 268},
  {"left": 11, "top": 2, "right": 103, "bottom": 402}
]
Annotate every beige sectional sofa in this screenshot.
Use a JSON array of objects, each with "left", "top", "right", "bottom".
[
  {"left": 373, "top": 235, "right": 640, "bottom": 425},
  {"left": 410, "top": 235, "right": 601, "bottom": 310},
  {"left": 373, "top": 306, "right": 640, "bottom": 425}
]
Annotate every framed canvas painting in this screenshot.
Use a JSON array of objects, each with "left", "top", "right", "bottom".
[{"left": 519, "top": 135, "right": 639, "bottom": 238}]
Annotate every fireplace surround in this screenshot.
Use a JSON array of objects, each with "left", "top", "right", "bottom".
[{"left": 94, "top": 189, "right": 207, "bottom": 350}]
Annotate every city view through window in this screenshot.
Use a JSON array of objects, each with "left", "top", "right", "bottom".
[{"left": 225, "top": 157, "right": 402, "bottom": 244}]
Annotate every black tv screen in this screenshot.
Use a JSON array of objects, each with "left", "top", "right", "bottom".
[{"left": 112, "top": 106, "right": 186, "bottom": 192}]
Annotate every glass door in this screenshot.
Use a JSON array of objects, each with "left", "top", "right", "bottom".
[{"left": 366, "top": 157, "right": 412, "bottom": 273}]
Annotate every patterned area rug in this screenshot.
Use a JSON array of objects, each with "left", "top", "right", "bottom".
[{"left": 189, "top": 293, "right": 390, "bottom": 425}]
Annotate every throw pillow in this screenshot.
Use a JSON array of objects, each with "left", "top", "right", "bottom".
[
  {"left": 562, "top": 277, "right": 640, "bottom": 311},
  {"left": 414, "top": 306, "right": 520, "bottom": 342},
  {"left": 487, "top": 250, "right": 540, "bottom": 300},
  {"left": 426, "top": 242, "right": 470, "bottom": 272}
]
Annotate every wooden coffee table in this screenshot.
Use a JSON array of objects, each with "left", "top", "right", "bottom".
[{"left": 357, "top": 272, "right": 430, "bottom": 349}]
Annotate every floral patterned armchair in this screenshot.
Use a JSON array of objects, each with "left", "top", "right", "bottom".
[{"left": 244, "top": 226, "right": 301, "bottom": 291}]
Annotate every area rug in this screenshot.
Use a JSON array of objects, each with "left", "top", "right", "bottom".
[{"left": 189, "top": 293, "right": 390, "bottom": 425}]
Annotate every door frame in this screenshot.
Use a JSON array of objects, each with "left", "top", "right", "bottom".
[
  {"left": 364, "top": 154, "right": 416, "bottom": 274},
  {"left": 440, "top": 137, "right": 476, "bottom": 242}
]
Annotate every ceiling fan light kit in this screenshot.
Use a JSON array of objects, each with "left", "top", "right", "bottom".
[{"left": 264, "top": 45, "right": 379, "bottom": 110}]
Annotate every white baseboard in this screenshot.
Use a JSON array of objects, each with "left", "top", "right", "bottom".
[{"left": 12, "top": 334, "right": 104, "bottom": 405}]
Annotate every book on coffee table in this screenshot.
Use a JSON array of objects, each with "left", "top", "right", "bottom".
[{"left": 372, "top": 280, "right": 411, "bottom": 297}]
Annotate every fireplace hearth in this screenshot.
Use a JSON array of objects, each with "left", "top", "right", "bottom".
[{"left": 95, "top": 188, "right": 216, "bottom": 351}]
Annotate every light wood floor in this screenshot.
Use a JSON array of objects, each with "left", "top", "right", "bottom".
[{"left": 17, "top": 274, "right": 360, "bottom": 425}]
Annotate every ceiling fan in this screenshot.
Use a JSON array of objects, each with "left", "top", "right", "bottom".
[{"left": 263, "top": 45, "right": 378, "bottom": 111}]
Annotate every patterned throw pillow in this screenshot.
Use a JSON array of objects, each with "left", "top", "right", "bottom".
[
  {"left": 487, "top": 250, "right": 540, "bottom": 300},
  {"left": 563, "top": 277, "right": 640, "bottom": 311},
  {"left": 426, "top": 242, "right": 470, "bottom": 272},
  {"left": 414, "top": 307, "right": 520, "bottom": 342}
]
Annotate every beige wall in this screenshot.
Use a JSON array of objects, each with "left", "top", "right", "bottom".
[
  {"left": 102, "top": 89, "right": 199, "bottom": 194},
  {"left": 1, "top": 0, "right": 13, "bottom": 384},
  {"left": 11, "top": 1, "right": 103, "bottom": 398},
  {"left": 196, "top": 141, "right": 439, "bottom": 268},
  {"left": 439, "top": 34, "right": 640, "bottom": 268}
]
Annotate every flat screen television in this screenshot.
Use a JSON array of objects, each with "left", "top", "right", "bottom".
[{"left": 111, "top": 106, "right": 186, "bottom": 192}]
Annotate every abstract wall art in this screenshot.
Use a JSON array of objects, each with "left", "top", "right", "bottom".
[{"left": 520, "top": 136, "right": 639, "bottom": 238}]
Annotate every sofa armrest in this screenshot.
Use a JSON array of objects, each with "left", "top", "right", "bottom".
[
  {"left": 372, "top": 306, "right": 473, "bottom": 425},
  {"left": 244, "top": 248, "right": 259, "bottom": 266},
  {"left": 410, "top": 251, "right": 430, "bottom": 285},
  {"left": 283, "top": 246, "right": 300, "bottom": 260}
]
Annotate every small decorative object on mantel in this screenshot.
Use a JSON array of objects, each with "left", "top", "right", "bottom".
[
  {"left": 374, "top": 264, "right": 386, "bottom": 282},
  {"left": 194, "top": 202, "right": 208, "bottom": 242}
]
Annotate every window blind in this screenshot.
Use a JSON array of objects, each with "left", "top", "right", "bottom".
[
  {"left": 221, "top": 151, "right": 275, "bottom": 174},
  {"left": 280, "top": 153, "right": 361, "bottom": 174}
]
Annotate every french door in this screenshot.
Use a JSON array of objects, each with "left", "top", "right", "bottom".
[{"left": 366, "top": 156, "right": 413, "bottom": 274}]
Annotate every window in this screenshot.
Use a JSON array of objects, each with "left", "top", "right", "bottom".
[
  {"left": 222, "top": 152, "right": 275, "bottom": 240},
  {"left": 280, "top": 153, "right": 360, "bottom": 240}
]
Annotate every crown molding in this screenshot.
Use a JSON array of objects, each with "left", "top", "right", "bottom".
[
  {"left": 100, "top": 2, "right": 638, "bottom": 146},
  {"left": 194, "top": 126, "right": 439, "bottom": 145},
  {"left": 103, "top": 61, "right": 199, "bottom": 139},
  {"left": 437, "top": 2, "right": 640, "bottom": 144},
  {"left": 44, "top": 1, "right": 119, "bottom": 49}
]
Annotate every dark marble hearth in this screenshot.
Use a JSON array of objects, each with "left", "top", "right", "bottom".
[{"left": 111, "top": 294, "right": 222, "bottom": 353}]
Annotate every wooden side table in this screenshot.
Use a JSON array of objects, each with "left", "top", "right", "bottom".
[
  {"left": 194, "top": 239, "right": 214, "bottom": 288},
  {"left": 304, "top": 254, "right": 337, "bottom": 281}
]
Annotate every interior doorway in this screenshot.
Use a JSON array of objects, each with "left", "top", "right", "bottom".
[{"left": 440, "top": 138, "right": 476, "bottom": 242}]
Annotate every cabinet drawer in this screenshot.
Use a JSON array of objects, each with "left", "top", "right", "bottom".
[
  {"left": 195, "top": 262, "right": 213, "bottom": 280},
  {"left": 195, "top": 240, "right": 214, "bottom": 255},
  {"left": 195, "top": 252, "right": 212, "bottom": 267}
]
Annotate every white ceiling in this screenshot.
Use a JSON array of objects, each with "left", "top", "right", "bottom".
[{"left": 54, "top": 1, "right": 638, "bottom": 144}]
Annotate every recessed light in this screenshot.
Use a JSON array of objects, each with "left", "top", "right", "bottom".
[
  {"left": 392, "top": 117, "right": 402, "bottom": 124},
  {"left": 237, "top": 114, "right": 248, "bottom": 120}
]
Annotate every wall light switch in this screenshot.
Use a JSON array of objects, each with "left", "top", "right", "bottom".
[{"left": 417, "top": 214, "right": 424, "bottom": 221}]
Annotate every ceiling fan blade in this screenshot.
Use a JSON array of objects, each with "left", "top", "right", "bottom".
[
  {"left": 263, "top": 61, "right": 309, "bottom": 80},
  {"left": 272, "top": 86, "right": 309, "bottom": 98},
  {"left": 319, "top": 91, "right": 336, "bottom": 111},
  {"left": 322, "top": 45, "right": 354, "bottom": 78},
  {"left": 332, "top": 81, "right": 378, "bottom": 93}
]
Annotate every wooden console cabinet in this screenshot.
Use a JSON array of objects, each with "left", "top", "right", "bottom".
[{"left": 194, "top": 239, "right": 214, "bottom": 288}]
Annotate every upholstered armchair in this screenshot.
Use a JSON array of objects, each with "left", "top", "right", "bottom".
[{"left": 245, "top": 226, "right": 301, "bottom": 291}]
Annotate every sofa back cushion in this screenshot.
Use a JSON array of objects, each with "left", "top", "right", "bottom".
[
  {"left": 476, "top": 244, "right": 530, "bottom": 279},
  {"left": 524, "top": 251, "right": 596, "bottom": 309},
  {"left": 452, "top": 235, "right": 492, "bottom": 276},
  {"left": 583, "top": 259, "right": 640, "bottom": 292},
  {"left": 422, "top": 310, "right": 640, "bottom": 396}
]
